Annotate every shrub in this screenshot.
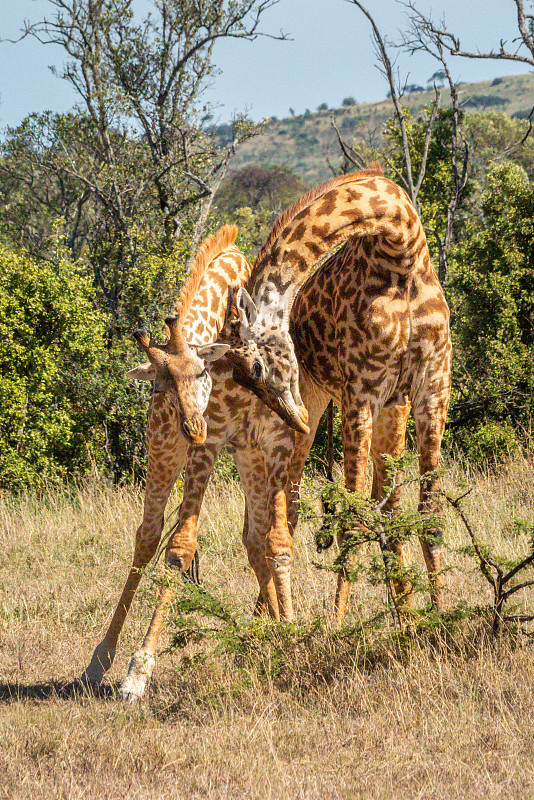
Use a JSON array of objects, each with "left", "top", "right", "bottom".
[
  {"left": 451, "top": 420, "right": 519, "bottom": 468},
  {"left": 0, "top": 245, "right": 106, "bottom": 489},
  {"left": 448, "top": 162, "right": 534, "bottom": 460},
  {"left": 512, "top": 109, "right": 532, "bottom": 120}
]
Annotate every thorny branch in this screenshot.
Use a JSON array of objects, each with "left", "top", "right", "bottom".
[{"left": 442, "top": 490, "right": 534, "bottom": 636}]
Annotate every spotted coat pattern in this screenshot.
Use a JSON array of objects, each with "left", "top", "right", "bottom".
[{"left": 220, "top": 170, "right": 451, "bottom": 622}]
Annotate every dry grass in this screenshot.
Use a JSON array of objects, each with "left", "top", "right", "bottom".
[{"left": 1, "top": 457, "right": 534, "bottom": 799}]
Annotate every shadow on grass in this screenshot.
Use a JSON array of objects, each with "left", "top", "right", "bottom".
[{"left": 0, "top": 679, "right": 118, "bottom": 703}]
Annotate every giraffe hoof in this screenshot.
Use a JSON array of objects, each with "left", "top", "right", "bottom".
[
  {"left": 165, "top": 551, "right": 184, "bottom": 571},
  {"left": 118, "top": 680, "right": 146, "bottom": 703},
  {"left": 118, "top": 651, "right": 155, "bottom": 702},
  {"left": 81, "top": 642, "right": 116, "bottom": 686}
]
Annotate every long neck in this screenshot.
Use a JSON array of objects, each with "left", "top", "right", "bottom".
[
  {"left": 181, "top": 245, "right": 252, "bottom": 346},
  {"left": 247, "top": 174, "right": 427, "bottom": 313}
]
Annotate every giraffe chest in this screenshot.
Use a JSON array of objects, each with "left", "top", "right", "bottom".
[{"left": 203, "top": 370, "right": 274, "bottom": 452}]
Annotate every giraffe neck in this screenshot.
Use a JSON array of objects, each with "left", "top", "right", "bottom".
[
  {"left": 247, "top": 172, "right": 426, "bottom": 320},
  {"left": 180, "top": 244, "right": 252, "bottom": 347}
]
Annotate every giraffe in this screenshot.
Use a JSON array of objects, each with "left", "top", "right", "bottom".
[
  {"left": 113, "top": 166, "right": 450, "bottom": 700},
  {"left": 112, "top": 168, "right": 450, "bottom": 699},
  {"left": 220, "top": 168, "right": 451, "bottom": 623},
  {"left": 81, "top": 225, "right": 250, "bottom": 686}
]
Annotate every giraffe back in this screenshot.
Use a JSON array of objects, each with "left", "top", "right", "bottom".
[
  {"left": 289, "top": 234, "right": 451, "bottom": 410},
  {"left": 222, "top": 172, "right": 438, "bottom": 433}
]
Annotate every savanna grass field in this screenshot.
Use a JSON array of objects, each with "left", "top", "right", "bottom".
[{"left": 2, "top": 454, "right": 534, "bottom": 800}]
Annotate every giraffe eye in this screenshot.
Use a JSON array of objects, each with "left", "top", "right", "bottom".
[
  {"left": 251, "top": 359, "right": 263, "bottom": 380},
  {"left": 198, "top": 368, "right": 207, "bottom": 379}
]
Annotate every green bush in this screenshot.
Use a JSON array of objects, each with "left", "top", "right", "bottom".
[
  {"left": 451, "top": 420, "right": 519, "bottom": 468},
  {"left": 448, "top": 162, "right": 534, "bottom": 459},
  {"left": 0, "top": 245, "right": 107, "bottom": 489},
  {"left": 0, "top": 243, "right": 154, "bottom": 490}
]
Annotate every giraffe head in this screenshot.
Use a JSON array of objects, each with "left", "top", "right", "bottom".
[
  {"left": 128, "top": 315, "right": 228, "bottom": 445},
  {"left": 220, "top": 285, "right": 310, "bottom": 434}
]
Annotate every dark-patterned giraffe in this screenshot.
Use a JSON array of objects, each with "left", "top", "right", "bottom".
[{"left": 223, "top": 167, "right": 451, "bottom": 623}]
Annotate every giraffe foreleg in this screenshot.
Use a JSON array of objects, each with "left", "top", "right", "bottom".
[
  {"left": 263, "top": 428, "right": 298, "bottom": 622},
  {"left": 234, "top": 447, "right": 280, "bottom": 619},
  {"left": 265, "top": 488, "right": 294, "bottom": 621},
  {"left": 370, "top": 402, "right": 412, "bottom": 611},
  {"left": 81, "top": 399, "right": 187, "bottom": 687},
  {"left": 164, "top": 440, "right": 220, "bottom": 573},
  {"left": 286, "top": 384, "right": 330, "bottom": 536},
  {"left": 118, "top": 437, "right": 222, "bottom": 701}
]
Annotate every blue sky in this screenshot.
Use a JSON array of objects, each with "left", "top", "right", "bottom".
[{"left": 0, "top": 0, "right": 530, "bottom": 131}]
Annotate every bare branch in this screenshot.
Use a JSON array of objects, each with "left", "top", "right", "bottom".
[
  {"left": 413, "top": 88, "right": 441, "bottom": 197},
  {"left": 402, "top": 0, "right": 534, "bottom": 67},
  {"left": 520, "top": 105, "right": 534, "bottom": 145},
  {"left": 346, "top": 0, "right": 417, "bottom": 205},
  {"left": 330, "top": 117, "right": 368, "bottom": 170}
]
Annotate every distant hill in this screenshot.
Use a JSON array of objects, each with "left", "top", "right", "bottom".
[{"left": 229, "top": 73, "right": 534, "bottom": 185}]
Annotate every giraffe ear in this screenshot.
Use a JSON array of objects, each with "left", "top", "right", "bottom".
[
  {"left": 126, "top": 362, "right": 156, "bottom": 381},
  {"left": 235, "top": 287, "right": 257, "bottom": 328},
  {"left": 196, "top": 343, "right": 230, "bottom": 363}
]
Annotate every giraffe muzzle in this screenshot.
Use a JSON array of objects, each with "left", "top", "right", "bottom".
[
  {"left": 231, "top": 364, "right": 310, "bottom": 434},
  {"left": 277, "top": 394, "right": 311, "bottom": 435}
]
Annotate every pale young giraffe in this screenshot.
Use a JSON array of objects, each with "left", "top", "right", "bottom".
[
  {"left": 221, "top": 167, "right": 451, "bottom": 623},
  {"left": 81, "top": 225, "right": 248, "bottom": 686},
  {"left": 111, "top": 169, "right": 409, "bottom": 701}
]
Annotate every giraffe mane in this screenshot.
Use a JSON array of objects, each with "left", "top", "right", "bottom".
[
  {"left": 254, "top": 163, "right": 383, "bottom": 269},
  {"left": 176, "top": 224, "right": 239, "bottom": 321}
]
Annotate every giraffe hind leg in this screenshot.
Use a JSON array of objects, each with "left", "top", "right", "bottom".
[
  {"left": 370, "top": 401, "right": 413, "bottom": 612},
  {"left": 413, "top": 389, "right": 450, "bottom": 610},
  {"left": 335, "top": 393, "right": 374, "bottom": 626}
]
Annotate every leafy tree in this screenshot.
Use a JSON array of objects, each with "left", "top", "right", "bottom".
[
  {"left": 342, "top": 96, "right": 357, "bottom": 106},
  {"left": 428, "top": 69, "right": 446, "bottom": 86},
  {"left": 405, "top": 84, "right": 424, "bottom": 94},
  {"left": 215, "top": 165, "right": 306, "bottom": 215},
  {"left": 447, "top": 161, "right": 534, "bottom": 461},
  {"left": 464, "top": 111, "right": 534, "bottom": 183},
  {"left": 0, "top": 241, "right": 154, "bottom": 490},
  {"left": 463, "top": 95, "right": 507, "bottom": 109},
  {"left": 19, "top": 0, "right": 280, "bottom": 240},
  {"left": 0, "top": 245, "right": 100, "bottom": 489},
  {"left": 3, "top": 0, "right": 280, "bottom": 337},
  {"left": 0, "top": 112, "right": 96, "bottom": 258}
]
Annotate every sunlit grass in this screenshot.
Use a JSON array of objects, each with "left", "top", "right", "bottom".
[{"left": 1, "top": 455, "right": 534, "bottom": 799}]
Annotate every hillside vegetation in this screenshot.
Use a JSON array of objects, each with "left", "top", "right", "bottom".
[{"left": 230, "top": 73, "right": 534, "bottom": 184}]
